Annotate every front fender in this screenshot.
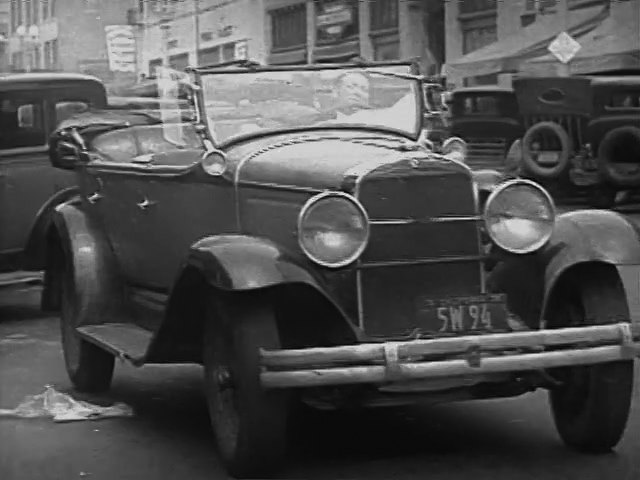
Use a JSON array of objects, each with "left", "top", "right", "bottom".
[
  {"left": 489, "top": 209, "right": 640, "bottom": 327},
  {"left": 49, "top": 201, "right": 123, "bottom": 322},
  {"left": 24, "top": 187, "right": 80, "bottom": 270},
  {"left": 541, "top": 209, "right": 640, "bottom": 323},
  {"left": 186, "top": 234, "right": 322, "bottom": 291}
]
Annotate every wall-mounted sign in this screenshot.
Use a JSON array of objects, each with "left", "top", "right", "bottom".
[
  {"left": 105, "top": 25, "right": 137, "bottom": 73},
  {"left": 234, "top": 40, "right": 248, "bottom": 60},
  {"left": 316, "top": 1, "right": 357, "bottom": 42}
]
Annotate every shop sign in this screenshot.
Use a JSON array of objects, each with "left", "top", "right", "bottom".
[{"left": 316, "top": 1, "right": 355, "bottom": 40}]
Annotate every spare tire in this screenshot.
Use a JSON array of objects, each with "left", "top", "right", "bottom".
[
  {"left": 597, "top": 126, "right": 640, "bottom": 187},
  {"left": 521, "top": 121, "right": 572, "bottom": 179}
]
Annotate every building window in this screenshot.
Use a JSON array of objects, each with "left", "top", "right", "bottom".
[
  {"left": 33, "top": 0, "right": 39, "bottom": 24},
  {"left": 370, "top": 0, "right": 398, "bottom": 32},
  {"left": 25, "top": 0, "right": 32, "bottom": 25},
  {"left": 0, "top": 94, "right": 46, "bottom": 149},
  {"left": 521, "top": 13, "right": 536, "bottom": 27},
  {"left": 149, "top": 58, "right": 162, "bottom": 76},
  {"left": 11, "top": 51, "right": 22, "bottom": 70},
  {"left": 462, "top": 19, "right": 497, "bottom": 54},
  {"left": 315, "top": 0, "right": 358, "bottom": 44},
  {"left": 458, "top": 0, "right": 497, "bottom": 15},
  {"left": 270, "top": 4, "right": 307, "bottom": 52},
  {"left": 51, "top": 0, "right": 56, "bottom": 17},
  {"left": 10, "top": 0, "right": 17, "bottom": 32},
  {"left": 198, "top": 46, "right": 220, "bottom": 67},
  {"left": 50, "top": 38, "right": 58, "bottom": 69},
  {"left": 42, "top": 0, "right": 49, "bottom": 20},
  {"left": 34, "top": 45, "right": 40, "bottom": 69}
]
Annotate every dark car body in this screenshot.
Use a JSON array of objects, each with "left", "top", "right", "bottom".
[
  {"left": 43, "top": 61, "right": 640, "bottom": 478},
  {"left": 0, "top": 72, "right": 107, "bottom": 280},
  {"left": 511, "top": 76, "right": 640, "bottom": 206},
  {"left": 447, "top": 86, "right": 523, "bottom": 171}
]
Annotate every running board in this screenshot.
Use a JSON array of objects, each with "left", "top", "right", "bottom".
[{"left": 76, "top": 323, "right": 153, "bottom": 366}]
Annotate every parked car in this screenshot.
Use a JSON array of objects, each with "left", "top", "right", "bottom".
[
  {"left": 510, "top": 76, "right": 640, "bottom": 206},
  {"left": 45, "top": 61, "right": 639, "bottom": 479},
  {"left": 0, "top": 72, "right": 107, "bottom": 286},
  {"left": 447, "top": 86, "right": 523, "bottom": 172}
]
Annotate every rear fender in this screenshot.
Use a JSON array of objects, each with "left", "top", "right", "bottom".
[{"left": 24, "top": 187, "right": 80, "bottom": 270}]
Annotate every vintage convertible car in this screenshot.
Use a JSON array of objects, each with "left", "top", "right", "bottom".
[
  {"left": 508, "top": 76, "right": 640, "bottom": 206},
  {"left": 0, "top": 72, "right": 107, "bottom": 287},
  {"left": 45, "top": 61, "right": 639, "bottom": 479}
]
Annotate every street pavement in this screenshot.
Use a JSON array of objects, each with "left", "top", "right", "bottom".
[{"left": 1, "top": 285, "right": 639, "bottom": 480}]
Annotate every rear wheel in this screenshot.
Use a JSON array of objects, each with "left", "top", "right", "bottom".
[
  {"left": 548, "top": 268, "right": 634, "bottom": 453},
  {"left": 203, "top": 294, "right": 288, "bottom": 478},
  {"left": 60, "top": 254, "right": 114, "bottom": 393}
]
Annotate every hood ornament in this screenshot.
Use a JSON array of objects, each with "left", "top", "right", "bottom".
[{"left": 409, "top": 157, "right": 421, "bottom": 168}]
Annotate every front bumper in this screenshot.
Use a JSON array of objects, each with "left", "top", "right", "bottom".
[{"left": 260, "top": 323, "right": 640, "bottom": 389}]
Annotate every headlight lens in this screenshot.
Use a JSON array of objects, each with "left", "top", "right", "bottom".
[
  {"left": 298, "top": 192, "right": 369, "bottom": 268},
  {"left": 484, "top": 180, "right": 555, "bottom": 254}
]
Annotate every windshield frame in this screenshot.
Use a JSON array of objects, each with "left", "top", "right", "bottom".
[{"left": 190, "top": 60, "right": 424, "bottom": 148}]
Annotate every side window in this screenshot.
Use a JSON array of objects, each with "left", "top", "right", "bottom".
[{"left": 0, "top": 93, "right": 46, "bottom": 150}]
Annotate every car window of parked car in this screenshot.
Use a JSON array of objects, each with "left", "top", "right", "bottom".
[
  {"left": 607, "top": 92, "right": 640, "bottom": 110},
  {"left": 0, "top": 93, "right": 46, "bottom": 150}
]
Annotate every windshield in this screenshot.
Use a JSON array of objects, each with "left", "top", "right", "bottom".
[{"left": 198, "top": 65, "right": 421, "bottom": 144}]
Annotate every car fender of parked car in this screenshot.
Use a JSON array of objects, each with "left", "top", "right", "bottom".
[
  {"left": 22, "top": 186, "right": 81, "bottom": 271},
  {"left": 489, "top": 207, "right": 640, "bottom": 329}
]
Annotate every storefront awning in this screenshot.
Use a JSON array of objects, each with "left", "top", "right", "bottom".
[
  {"left": 443, "top": 4, "right": 609, "bottom": 82},
  {"left": 520, "top": 1, "right": 640, "bottom": 75}
]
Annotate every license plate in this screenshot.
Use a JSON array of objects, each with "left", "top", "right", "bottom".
[
  {"left": 537, "top": 151, "right": 559, "bottom": 165},
  {"left": 416, "top": 294, "right": 509, "bottom": 334}
]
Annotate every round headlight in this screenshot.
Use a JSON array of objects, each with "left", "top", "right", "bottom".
[
  {"left": 298, "top": 192, "right": 369, "bottom": 268},
  {"left": 484, "top": 179, "right": 555, "bottom": 254}
]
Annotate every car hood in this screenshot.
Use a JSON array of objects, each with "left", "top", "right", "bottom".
[{"left": 228, "top": 130, "right": 471, "bottom": 192}]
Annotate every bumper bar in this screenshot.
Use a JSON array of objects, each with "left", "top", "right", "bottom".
[{"left": 260, "top": 323, "right": 640, "bottom": 389}]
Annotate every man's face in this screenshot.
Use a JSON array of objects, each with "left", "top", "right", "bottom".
[{"left": 337, "top": 73, "right": 370, "bottom": 108}]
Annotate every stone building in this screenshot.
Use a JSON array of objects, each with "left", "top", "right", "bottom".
[{"left": 136, "top": 0, "right": 445, "bottom": 77}]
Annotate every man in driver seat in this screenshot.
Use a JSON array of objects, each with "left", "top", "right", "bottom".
[{"left": 330, "top": 71, "right": 416, "bottom": 132}]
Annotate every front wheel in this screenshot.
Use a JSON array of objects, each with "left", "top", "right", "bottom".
[
  {"left": 203, "top": 294, "right": 288, "bottom": 479},
  {"left": 548, "top": 268, "right": 634, "bottom": 453},
  {"left": 60, "top": 254, "right": 114, "bottom": 393}
]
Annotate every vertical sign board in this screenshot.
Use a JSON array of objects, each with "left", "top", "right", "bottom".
[{"left": 105, "top": 25, "right": 137, "bottom": 73}]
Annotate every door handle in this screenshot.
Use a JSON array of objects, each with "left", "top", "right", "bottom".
[
  {"left": 136, "top": 198, "right": 157, "bottom": 210},
  {"left": 87, "top": 192, "right": 103, "bottom": 204}
]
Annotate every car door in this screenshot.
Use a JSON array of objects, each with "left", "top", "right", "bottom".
[
  {"left": 0, "top": 88, "right": 67, "bottom": 260},
  {"left": 0, "top": 85, "right": 100, "bottom": 262}
]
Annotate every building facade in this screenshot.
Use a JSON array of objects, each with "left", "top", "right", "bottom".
[
  {"left": 444, "top": 0, "right": 616, "bottom": 86},
  {"left": 0, "top": 0, "right": 9, "bottom": 71},
  {"left": 136, "top": 0, "right": 445, "bottom": 77},
  {"left": 136, "top": 0, "right": 268, "bottom": 76},
  {"left": 6, "top": 0, "right": 136, "bottom": 87}
]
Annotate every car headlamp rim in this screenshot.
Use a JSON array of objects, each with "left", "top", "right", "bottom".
[
  {"left": 297, "top": 191, "right": 370, "bottom": 269},
  {"left": 483, "top": 178, "right": 556, "bottom": 254}
]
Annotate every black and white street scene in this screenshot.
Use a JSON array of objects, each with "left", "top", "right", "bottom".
[{"left": 1, "top": 1, "right": 639, "bottom": 479}]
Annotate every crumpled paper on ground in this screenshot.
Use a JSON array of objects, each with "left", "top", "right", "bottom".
[{"left": 0, "top": 386, "right": 134, "bottom": 422}]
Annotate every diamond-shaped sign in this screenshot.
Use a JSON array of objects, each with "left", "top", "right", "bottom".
[{"left": 548, "top": 31, "right": 581, "bottom": 64}]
